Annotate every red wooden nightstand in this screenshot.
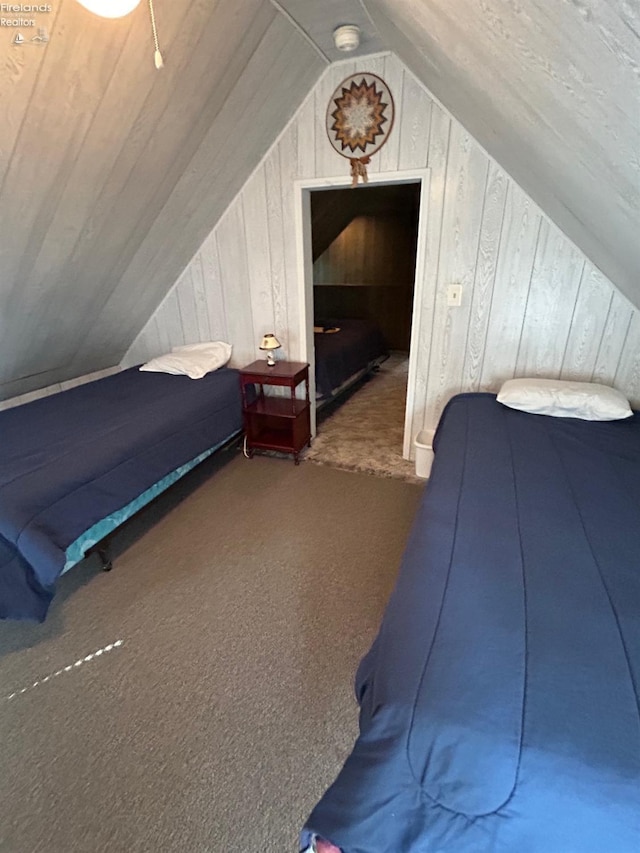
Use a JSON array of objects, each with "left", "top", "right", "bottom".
[{"left": 239, "top": 360, "right": 311, "bottom": 465}]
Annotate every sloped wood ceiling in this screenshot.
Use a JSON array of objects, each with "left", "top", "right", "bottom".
[
  {"left": 274, "top": 0, "right": 387, "bottom": 60},
  {"left": 362, "top": 0, "right": 640, "bottom": 311},
  {"left": 0, "top": 0, "right": 325, "bottom": 400},
  {"left": 310, "top": 183, "right": 419, "bottom": 261},
  {"left": 2, "top": 0, "right": 638, "bottom": 402}
]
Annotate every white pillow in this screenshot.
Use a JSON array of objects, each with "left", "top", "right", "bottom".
[
  {"left": 140, "top": 341, "right": 232, "bottom": 379},
  {"left": 497, "top": 378, "right": 633, "bottom": 421}
]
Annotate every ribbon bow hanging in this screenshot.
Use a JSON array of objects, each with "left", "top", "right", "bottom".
[{"left": 350, "top": 156, "right": 371, "bottom": 187}]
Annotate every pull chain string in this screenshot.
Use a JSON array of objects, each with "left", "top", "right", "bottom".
[{"left": 148, "top": 0, "right": 163, "bottom": 68}]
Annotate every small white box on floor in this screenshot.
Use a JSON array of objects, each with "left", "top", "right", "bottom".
[{"left": 414, "top": 429, "right": 435, "bottom": 479}]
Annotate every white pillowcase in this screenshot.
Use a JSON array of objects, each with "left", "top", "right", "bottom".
[
  {"left": 139, "top": 341, "right": 232, "bottom": 380},
  {"left": 497, "top": 378, "right": 633, "bottom": 421}
]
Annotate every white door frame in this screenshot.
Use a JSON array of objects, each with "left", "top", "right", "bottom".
[{"left": 293, "top": 168, "right": 431, "bottom": 458}]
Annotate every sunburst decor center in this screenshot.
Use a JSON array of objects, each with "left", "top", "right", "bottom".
[{"left": 326, "top": 73, "right": 395, "bottom": 186}]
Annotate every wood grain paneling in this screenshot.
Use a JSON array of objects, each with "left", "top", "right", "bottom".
[
  {"left": 423, "top": 121, "right": 489, "bottom": 426},
  {"left": 0, "top": 366, "right": 122, "bottom": 412},
  {"left": 69, "top": 9, "right": 326, "bottom": 372},
  {"left": 397, "top": 70, "right": 431, "bottom": 172},
  {"left": 311, "top": 186, "right": 419, "bottom": 351},
  {"left": 1, "top": 4, "right": 61, "bottom": 183},
  {"left": 314, "top": 214, "right": 418, "bottom": 287},
  {"left": 378, "top": 53, "right": 404, "bottom": 173},
  {"left": 313, "top": 60, "right": 357, "bottom": 180},
  {"left": 3, "top": 0, "right": 638, "bottom": 435},
  {"left": 264, "top": 146, "right": 290, "bottom": 354},
  {"left": 408, "top": 103, "right": 448, "bottom": 452},
  {"left": 480, "top": 185, "right": 542, "bottom": 388},
  {"left": 515, "top": 221, "right": 585, "bottom": 377},
  {"left": 274, "top": 0, "right": 388, "bottom": 61},
  {"left": 278, "top": 122, "right": 302, "bottom": 355},
  {"left": 199, "top": 232, "right": 229, "bottom": 345},
  {"left": 0, "top": 0, "right": 325, "bottom": 400},
  {"left": 364, "top": 0, "right": 640, "bottom": 314},
  {"left": 462, "top": 162, "right": 507, "bottom": 392},
  {"left": 216, "top": 203, "right": 257, "bottom": 369},
  {"left": 592, "top": 292, "right": 634, "bottom": 387},
  {"left": 123, "top": 53, "right": 640, "bottom": 459},
  {"left": 560, "top": 267, "right": 613, "bottom": 381},
  {"left": 615, "top": 315, "right": 640, "bottom": 403},
  {"left": 243, "top": 171, "right": 276, "bottom": 345},
  {"left": 2, "top": 0, "right": 204, "bottom": 382}
]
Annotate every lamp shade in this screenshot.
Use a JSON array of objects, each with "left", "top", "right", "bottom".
[
  {"left": 259, "top": 333, "right": 281, "bottom": 365},
  {"left": 76, "top": 0, "right": 141, "bottom": 18},
  {"left": 259, "top": 334, "right": 281, "bottom": 352}
]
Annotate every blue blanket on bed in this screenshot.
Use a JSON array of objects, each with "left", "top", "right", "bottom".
[
  {"left": 314, "top": 318, "right": 388, "bottom": 399},
  {"left": 303, "top": 393, "right": 640, "bottom": 852},
  {"left": 0, "top": 366, "right": 243, "bottom": 621}
]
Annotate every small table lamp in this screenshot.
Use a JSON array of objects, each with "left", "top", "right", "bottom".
[{"left": 259, "top": 333, "right": 281, "bottom": 366}]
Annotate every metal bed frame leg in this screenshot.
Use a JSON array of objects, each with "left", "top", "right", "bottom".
[
  {"left": 82, "top": 429, "right": 246, "bottom": 578},
  {"left": 96, "top": 544, "right": 113, "bottom": 572}
]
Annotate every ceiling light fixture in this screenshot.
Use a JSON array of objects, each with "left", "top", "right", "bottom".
[
  {"left": 76, "top": 0, "right": 141, "bottom": 18},
  {"left": 333, "top": 24, "right": 361, "bottom": 52},
  {"left": 76, "top": 0, "right": 163, "bottom": 68}
]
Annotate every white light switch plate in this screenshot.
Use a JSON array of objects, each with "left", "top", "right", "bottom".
[{"left": 447, "top": 284, "right": 462, "bottom": 306}]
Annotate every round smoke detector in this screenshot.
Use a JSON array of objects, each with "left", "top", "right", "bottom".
[{"left": 333, "top": 24, "right": 361, "bottom": 52}]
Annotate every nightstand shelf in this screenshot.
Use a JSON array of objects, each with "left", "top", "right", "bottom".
[
  {"left": 239, "top": 360, "right": 311, "bottom": 464},
  {"left": 245, "top": 397, "right": 309, "bottom": 418}
]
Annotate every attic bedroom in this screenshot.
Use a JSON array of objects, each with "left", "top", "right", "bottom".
[{"left": 1, "top": 1, "right": 639, "bottom": 851}]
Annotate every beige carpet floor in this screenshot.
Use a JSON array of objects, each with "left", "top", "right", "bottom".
[
  {"left": 304, "top": 354, "right": 423, "bottom": 484},
  {"left": 0, "top": 453, "right": 422, "bottom": 852}
]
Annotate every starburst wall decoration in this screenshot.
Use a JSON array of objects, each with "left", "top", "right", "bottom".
[{"left": 326, "top": 73, "right": 395, "bottom": 186}]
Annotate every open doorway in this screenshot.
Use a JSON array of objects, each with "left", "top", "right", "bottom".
[{"left": 295, "top": 173, "right": 429, "bottom": 480}]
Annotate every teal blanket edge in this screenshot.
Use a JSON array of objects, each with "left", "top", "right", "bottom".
[{"left": 62, "top": 436, "right": 235, "bottom": 573}]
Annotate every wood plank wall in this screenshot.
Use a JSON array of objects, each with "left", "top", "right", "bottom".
[
  {"left": 0, "top": 0, "right": 325, "bottom": 402},
  {"left": 314, "top": 210, "right": 417, "bottom": 350},
  {"left": 0, "top": 367, "right": 122, "bottom": 412},
  {"left": 364, "top": 0, "right": 640, "bottom": 314},
  {"left": 119, "top": 53, "right": 640, "bottom": 452}
]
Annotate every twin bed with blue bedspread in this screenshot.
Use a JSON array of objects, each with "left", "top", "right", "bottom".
[
  {"left": 303, "top": 392, "right": 640, "bottom": 852},
  {"left": 0, "top": 366, "right": 243, "bottom": 622},
  {"left": 314, "top": 318, "right": 388, "bottom": 402}
]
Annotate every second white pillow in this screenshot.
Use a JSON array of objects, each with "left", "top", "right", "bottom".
[{"left": 497, "top": 378, "right": 633, "bottom": 421}]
